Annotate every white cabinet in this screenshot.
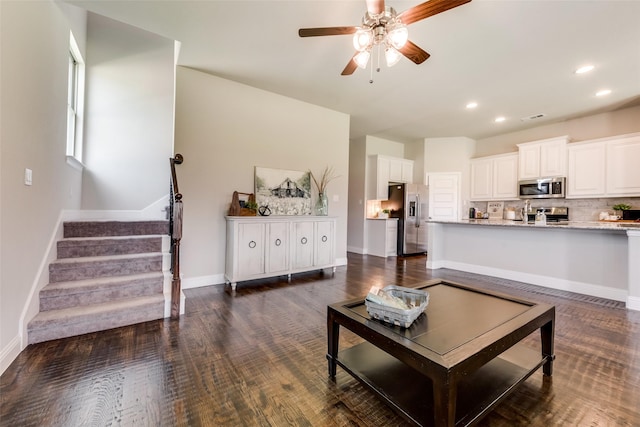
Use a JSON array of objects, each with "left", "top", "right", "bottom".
[
  {"left": 235, "top": 222, "right": 265, "bottom": 277},
  {"left": 389, "top": 159, "right": 413, "bottom": 183},
  {"left": 368, "top": 155, "right": 414, "bottom": 200},
  {"left": 517, "top": 136, "right": 569, "bottom": 179},
  {"left": 470, "top": 153, "right": 519, "bottom": 201},
  {"left": 567, "top": 132, "right": 640, "bottom": 198},
  {"left": 366, "top": 219, "right": 398, "bottom": 258},
  {"left": 606, "top": 134, "right": 640, "bottom": 195},
  {"left": 266, "top": 222, "right": 289, "bottom": 274},
  {"left": 567, "top": 141, "right": 606, "bottom": 197},
  {"left": 368, "top": 155, "right": 390, "bottom": 200},
  {"left": 386, "top": 220, "right": 398, "bottom": 257},
  {"left": 226, "top": 216, "right": 336, "bottom": 290}
]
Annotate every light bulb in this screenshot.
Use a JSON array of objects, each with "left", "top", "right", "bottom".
[
  {"left": 385, "top": 47, "right": 401, "bottom": 67},
  {"left": 387, "top": 25, "right": 408, "bottom": 49},
  {"left": 353, "top": 29, "right": 372, "bottom": 52},
  {"left": 354, "top": 50, "right": 371, "bottom": 69}
]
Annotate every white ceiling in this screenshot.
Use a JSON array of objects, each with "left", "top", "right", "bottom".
[{"left": 67, "top": 0, "right": 640, "bottom": 142}]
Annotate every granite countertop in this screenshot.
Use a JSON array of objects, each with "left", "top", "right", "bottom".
[{"left": 429, "top": 218, "right": 640, "bottom": 231}]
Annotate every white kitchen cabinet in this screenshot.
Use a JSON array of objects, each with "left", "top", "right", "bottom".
[
  {"left": 368, "top": 155, "right": 414, "bottom": 200},
  {"left": 225, "top": 216, "right": 336, "bottom": 290},
  {"left": 606, "top": 134, "right": 640, "bottom": 195},
  {"left": 567, "top": 140, "right": 606, "bottom": 198},
  {"left": 366, "top": 219, "right": 398, "bottom": 258},
  {"left": 566, "top": 132, "right": 640, "bottom": 198},
  {"left": 386, "top": 220, "right": 398, "bottom": 256},
  {"left": 368, "top": 155, "right": 390, "bottom": 200},
  {"left": 470, "top": 153, "right": 519, "bottom": 201},
  {"left": 517, "top": 136, "right": 569, "bottom": 179}
]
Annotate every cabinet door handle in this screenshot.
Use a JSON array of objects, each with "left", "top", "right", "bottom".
[
  {"left": 301, "top": 237, "right": 308, "bottom": 245},
  {"left": 321, "top": 235, "right": 328, "bottom": 242},
  {"left": 248, "top": 240, "right": 256, "bottom": 249},
  {"left": 275, "top": 238, "right": 281, "bottom": 246}
]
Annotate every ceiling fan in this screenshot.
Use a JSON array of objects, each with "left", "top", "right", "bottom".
[{"left": 298, "top": 0, "right": 471, "bottom": 76}]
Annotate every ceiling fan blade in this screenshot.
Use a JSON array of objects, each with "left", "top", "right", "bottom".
[
  {"left": 399, "top": 40, "right": 431, "bottom": 64},
  {"left": 398, "top": 0, "right": 471, "bottom": 25},
  {"left": 341, "top": 56, "right": 358, "bottom": 76},
  {"left": 366, "top": 0, "right": 385, "bottom": 15},
  {"left": 298, "top": 27, "right": 358, "bottom": 37}
]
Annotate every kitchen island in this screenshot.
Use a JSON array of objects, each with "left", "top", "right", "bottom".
[{"left": 427, "top": 219, "right": 640, "bottom": 310}]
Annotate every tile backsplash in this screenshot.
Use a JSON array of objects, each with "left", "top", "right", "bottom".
[{"left": 471, "top": 197, "right": 640, "bottom": 221}]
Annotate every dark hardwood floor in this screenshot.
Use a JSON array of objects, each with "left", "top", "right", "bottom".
[{"left": 2, "top": 253, "right": 639, "bottom": 426}]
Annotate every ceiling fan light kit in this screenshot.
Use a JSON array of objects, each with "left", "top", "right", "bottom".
[{"left": 298, "top": 0, "right": 472, "bottom": 77}]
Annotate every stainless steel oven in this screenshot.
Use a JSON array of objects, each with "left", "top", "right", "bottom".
[{"left": 518, "top": 177, "right": 566, "bottom": 199}]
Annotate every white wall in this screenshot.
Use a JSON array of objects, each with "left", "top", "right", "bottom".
[
  {"left": 81, "top": 13, "right": 174, "bottom": 211},
  {"left": 475, "top": 105, "right": 640, "bottom": 157},
  {"left": 347, "top": 137, "right": 367, "bottom": 253},
  {"left": 424, "top": 137, "right": 476, "bottom": 213},
  {"left": 0, "top": 0, "right": 84, "bottom": 374},
  {"left": 174, "top": 67, "right": 350, "bottom": 286}
]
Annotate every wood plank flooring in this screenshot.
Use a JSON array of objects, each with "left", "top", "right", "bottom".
[{"left": 2, "top": 253, "right": 640, "bottom": 426}]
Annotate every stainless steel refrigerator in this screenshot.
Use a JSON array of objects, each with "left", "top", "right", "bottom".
[{"left": 385, "top": 183, "right": 429, "bottom": 256}]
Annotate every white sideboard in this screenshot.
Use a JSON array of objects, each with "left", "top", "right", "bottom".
[{"left": 225, "top": 216, "right": 336, "bottom": 290}]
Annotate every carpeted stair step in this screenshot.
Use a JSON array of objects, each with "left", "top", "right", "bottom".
[
  {"left": 57, "top": 235, "right": 164, "bottom": 258},
  {"left": 27, "top": 294, "right": 165, "bottom": 344},
  {"left": 49, "top": 253, "right": 163, "bottom": 283},
  {"left": 39, "top": 272, "right": 164, "bottom": 311},
  {"left": 63, "top": 220, "right": 169, "bottom": 238}
]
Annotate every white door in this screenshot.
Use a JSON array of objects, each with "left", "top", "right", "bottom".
[{"left": 427, "top": 173, "right": 461, "bottom": 220}]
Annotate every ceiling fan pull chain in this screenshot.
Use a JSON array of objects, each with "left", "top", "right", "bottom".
[
  {"left": 376, "top": 43, "right": 382, "bottom": 73},
  {"left": 369, "top": 59, "right": 374, "bottom": 84}
]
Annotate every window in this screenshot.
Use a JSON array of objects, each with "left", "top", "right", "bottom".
[{"left": 66, "top": 32, "right": 85, "bottom": 165}]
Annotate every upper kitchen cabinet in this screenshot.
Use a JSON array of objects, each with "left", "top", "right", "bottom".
[
  {"left": 567, "top": 140, "right": 606, "bottom": 197},
  {"left": 470, "top": 153, "right": 519, "bottom": 201},
  {"left": 517, "top": 136, "right": 569, "bottom": 179},
  {"left": 368, "top": 155, "right": 413, "bottom": 200},
  {"left": 606, "top": 133, "right": 640, "bottom": 196},
  {"left": 389, "top": 158, "right": 413, "bottom": 183},
  {"left": 567, "top": 132, "right": 640, "bottom": 198}
]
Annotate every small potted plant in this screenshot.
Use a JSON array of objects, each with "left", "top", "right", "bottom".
[
  {"left": 612, "top": 203, "right": 631, "bottom": 220},
  {"left": 379, "top": 209, "right": 390, "bottom": 219}
]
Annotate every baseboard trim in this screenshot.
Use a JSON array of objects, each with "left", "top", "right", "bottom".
[
  {"left": 434, "top": 260, "right": 628, "bottom": 303},
  {"left": 627, "top": 296, "right": 640, "bottom": 311},
  {"left": 0, "top": 334, "right": 22, "bottom": 376},
  {"left": 182, "top": 274, "right": 226, "bottom": 289}
]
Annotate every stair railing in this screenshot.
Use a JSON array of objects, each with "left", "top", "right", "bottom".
[{"left": 169, "top": 154, "right": 184, "bottom": 319}]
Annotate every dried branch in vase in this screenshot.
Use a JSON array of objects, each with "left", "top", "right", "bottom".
[{"left": 310, "top": 166, "right": 339, "bottom": 194}]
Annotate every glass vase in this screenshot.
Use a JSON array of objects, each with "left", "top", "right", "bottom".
[{"left": 315, "top": 193, "right": 328, "bottom": 216}]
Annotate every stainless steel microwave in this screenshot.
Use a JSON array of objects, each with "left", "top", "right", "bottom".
[{"left": 518, "top": 177, "right": 566, "bottom": 199}]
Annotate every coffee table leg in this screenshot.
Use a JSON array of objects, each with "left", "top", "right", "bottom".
[
  {"left": 541, "top": 317, "right": 555, "bottom": 376},
  {"left": 327, "top": 309, "right": 339, "bottom": 378},
  {"left": 433, "top": 378, "right": 457, "bottom": 427}
]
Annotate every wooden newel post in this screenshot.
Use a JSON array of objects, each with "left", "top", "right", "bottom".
[{"left": 170, "top": 154, "right": 184, "bottom": 320}]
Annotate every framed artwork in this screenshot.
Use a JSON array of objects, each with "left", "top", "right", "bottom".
[{"left": 255, "top": 167, "right": 311, "bottom": 215}]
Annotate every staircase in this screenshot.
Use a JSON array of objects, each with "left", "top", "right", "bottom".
[{"left": 27, "top": 220, "right": 171, "bottom": 344}]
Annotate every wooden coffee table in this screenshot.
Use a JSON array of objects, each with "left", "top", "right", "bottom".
[{"left": 327, "top": 279, "right": 555, "bottom": 427}]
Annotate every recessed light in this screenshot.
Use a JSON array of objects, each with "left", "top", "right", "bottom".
[
  {"left": 494, "top": 116, "right": 506, "bottom": 123},
  {"left": 575, "top": 65, "right": 594, "bottom": 74},
  {"left": 596, "top": 89, "right": 611, "bottom": 97},
  {"left": 466, "top": 102, "right": 478, "bottom": 109}
]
